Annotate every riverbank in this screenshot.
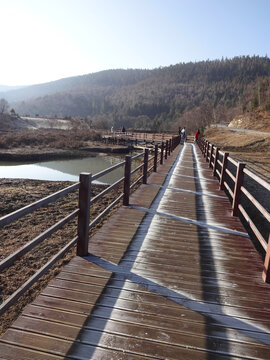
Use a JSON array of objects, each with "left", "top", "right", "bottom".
[
  {"left": 0, "top": 128, "right": 131, "bottom": 162},
  {"left": 0, "top": 178, "right": 122, "bottom": 335},
  {"left": 0, "top": 145, "right": 130, "bottom": 162}
]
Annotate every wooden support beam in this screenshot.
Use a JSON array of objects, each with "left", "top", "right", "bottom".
[
  {"left": 209, "top": 144, "right": 214, "bottom": 168},
  {"left": 262, "top": 234, "right": 270, "bottom": 283},
  {"left": 77, "top": 173, "right": 91, "bottom": 256},
  {"left": 165, "top": 140, "right": 168, "bottom": 160},
  {"left": 213, "top": 147, "right": 220, "bottom": 177},
  {"left": 160, "top": 142, "right": 164, "bottom": 165},
  {"left": 154, "top": 144, "right": 158, "bottom": 172},
  {"left": 219, "top": 152, "right": 229, "bottom": 190},
  {"left": 232, "top": 162, "right": 245, "bottom": 216},
  {"left": 123, "top": 156, "right": 131, "bottom": 206},
  {"left": 143, "top": 149, "right": 149, "bottom": 184}
]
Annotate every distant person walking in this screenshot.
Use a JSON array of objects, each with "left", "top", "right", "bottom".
[
  {"left": 181, "top": 127, "right": 186, "bottom": 143},
  {"left": 122, "top": 126, "right": 126, "bottom": 133},
  {"left": 194, "top": 129, "right": 200, "bottom": 143}
]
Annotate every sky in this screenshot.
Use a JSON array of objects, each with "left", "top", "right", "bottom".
[{"left": 1, "top": 0, "right": 270, "bottom": 86}]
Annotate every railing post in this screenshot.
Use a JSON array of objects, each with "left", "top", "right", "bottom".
[
  {"left": 262, "top": 234, "right": 270, "bottom": 283},
  {"left": 213, "top": 147, "right": 220, "bottom": 177},
  {"left": 206, "top": 142, "right": 210, "bottom": 162},
  {"left": 203, "top": 141, "right": 207, "bottom": 157},
  {"left": 168, "top": 139, "right": 171, "bottom": 156},
  {"left": 143, "top": 148, "right": 149, "bottom": 184},
  {"left": 203, "top": 140, "right": 206, "bottom": 156},
  {"left": 123, "top": 155, "right": 131, "bottom": 206},
  {"left": 154, "top": 144, "right": 158, "bottom": 172},
  {"left": 219, "top": 152, "right": 229, "bottom": 190},
  {"left": 165, "top": 140, "right": 168, "bottom": 160},
  {"left": 209, "top": 144, "right": 214, "bottom": 168},
  {"left": 169, "top": 139, "right": 172, "bottom": 154},
  {"left": 77, "top": 173, "right": 91, "bottom": 256},
  {"left": 160, "top": 142, "right": 164, "bottom": 165},
  {"left": 232, "top": 162, "right": 245, "bottom": 216}
]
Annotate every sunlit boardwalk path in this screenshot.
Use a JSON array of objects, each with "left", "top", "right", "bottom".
[{"left": 1, "top": 143, "right": 270, "bottom": 359}]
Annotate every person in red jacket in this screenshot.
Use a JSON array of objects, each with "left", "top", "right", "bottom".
[{"left": 194, "top": 129, "right": 200, "bottom": 142}]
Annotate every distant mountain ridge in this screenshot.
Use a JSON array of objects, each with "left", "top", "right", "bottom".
[
  {"left": 0, "top": 69, "right": 153, "bottom": 102},
  {"left": 3, "top": 56, "right": 270, "bottom": 131},
  {"left": 0, "top": 85, "right": 25, "bottom": 93}
]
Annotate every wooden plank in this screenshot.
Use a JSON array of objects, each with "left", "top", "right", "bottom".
[
  {"left": 0, "top": 329, "right": 146, "bottom": 360},
  {"left": 10, "top": 316, "right": 270, "bottom": 359},
  {"left": 1, "top": 317, "right": 252, "bottom": 360},
  {"left": 0, "top": 342, "right": 64, "bottom": 360},
  {"left": 23, "top": 303, "right": 270, "bottom": 347}
]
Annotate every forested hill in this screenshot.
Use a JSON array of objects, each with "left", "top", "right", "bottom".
[{"left": 5, "top": 56, "right": 270, "bottom": 132}]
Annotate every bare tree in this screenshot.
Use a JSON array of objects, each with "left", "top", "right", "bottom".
[{"left": 0, "top": 98, "right": 9, "bottom": 114}]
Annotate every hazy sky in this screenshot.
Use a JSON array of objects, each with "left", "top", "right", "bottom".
[{"left": 1, "top": 0, "right": 270, "bottom": 86}]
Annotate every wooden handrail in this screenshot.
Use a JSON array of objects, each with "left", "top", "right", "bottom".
[
  {"left": 196, "top": 138, "right": 270, "bottom": 283},
  {"left": 225, "top": 168, "right": 236, "bottom": 182},
  {"left": 244, "top": 168, "right": 270, "bottom": 191},
  {"left": 0, "top": 209, "right": 79, "bottom": 272},
  {"left": 0, "top": 182, "right": 79, "bottom": 228}
]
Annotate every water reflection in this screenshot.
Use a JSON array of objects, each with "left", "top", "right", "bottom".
[{"left": 0, "top": 154, "right": 126, "bottom": 184}]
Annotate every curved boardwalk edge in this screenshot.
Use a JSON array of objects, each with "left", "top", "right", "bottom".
[{"left": 1, "top": 143, "right": 270, "bottom": 359}]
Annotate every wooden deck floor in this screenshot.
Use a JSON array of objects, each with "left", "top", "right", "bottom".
[{"left": 1, "top": 143, "right": 270, "bottom": 359}]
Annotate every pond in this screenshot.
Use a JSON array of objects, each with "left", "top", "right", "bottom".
[{"left": 0, "top": 153, "right": 128, "bottom": 184}]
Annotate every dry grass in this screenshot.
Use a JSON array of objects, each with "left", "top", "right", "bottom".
[
  {"left": 204, "top": 127, "right": 270, "bottom": 181},
  {"left": 0, "top": 129, "right": 101, "bottom": 149},
  {"left": 230, "top": 108, "right": 270, "bottom": 132},
  {"left": 0, "top": 179, "right": 122, "bottom": 335}
]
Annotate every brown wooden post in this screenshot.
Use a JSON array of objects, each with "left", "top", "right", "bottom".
[
  {"left": 203, "top": 141, "right": 207, "bottom": 158},
  {"left": 168, "top": 139, "right": 171, "bottom": 156},
  {"left": 165, "top": 140, "right": 168, "bottom": 160},
  {"left": 232, "top": 162, "right": 245, "bottom": 216},
  {"left": 262, "top": 234, "right": 270, "bottom": 283},
  {"left": 123, "top": 155, "right": 131, "bottom": 206},
  {"left": 143, "top": 148, "right": 149, "bottom": 184},
  {"left": 154, "top": 144, "right": 158, "bottom": 172},
  {"left": 213, "top": 147, "right": 220, "bottom": 177},
  {"left": 209, "top": 144, "right": 214, "bottom": 168},
  {"left": 206, "top": 142, "right": 210, "bottom": 162},
  {"left": 160, "top": 142, "right": 164, "bottom": 165},
  {"left": 219, "top": 152, "right": 229, "bottom": 190},
  {"left": 77, "top": 173, "right": 91, "bottom": 256},
  {"left": 203, "top": 140, "right": 206, "bottom": 156},
  {"left": 170, "top": 139, "right": 172, "bottom": 153}
]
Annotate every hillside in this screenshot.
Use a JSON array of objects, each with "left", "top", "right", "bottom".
[
  {"left": 2, "top": 56, "right": 270, "bottom": 132},
  {"left": 229, "top": 108, "right": 270, "bottom": 132},
  {"left": 204, "top": 118, "right": 270, "bottom": 181}
]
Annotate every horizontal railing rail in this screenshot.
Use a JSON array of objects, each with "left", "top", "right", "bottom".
[
  {"left": 0, "top": 134, "right": 181, "bottom": 315},
  {"left": 0, "top": 182, "right": 80, "bottom": 228},
  {"left": 197, "top": 137, "right": 270, "bottom": 283}
]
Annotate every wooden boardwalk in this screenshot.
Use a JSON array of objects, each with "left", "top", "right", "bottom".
[{"left": 1, "top": 143, "right": 270, "bottom": 359}]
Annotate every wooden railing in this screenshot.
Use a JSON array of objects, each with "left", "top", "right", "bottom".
[
  {"left": 0, "top": 135, "right": 180, "bottom": 315},
  {"left": 104, "top": 131, "right": 173, "bottom": 141},
  {"left": 198, "top": 138, "right": 270, "bottom": 283}
]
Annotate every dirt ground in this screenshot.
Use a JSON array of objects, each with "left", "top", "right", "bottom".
[
  {"left": 204, "top": 126, "right": 270, "bottom": 181},
  {"left": 229, "top": 108, "right": 270, "bottom": 132},
  {"left": 0, "top": 179, "right": 123, "bottom": 335}
]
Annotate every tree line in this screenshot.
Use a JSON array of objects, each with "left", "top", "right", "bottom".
[{"left": 6, "top": 56, "right": 270, "bottom": 133}]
